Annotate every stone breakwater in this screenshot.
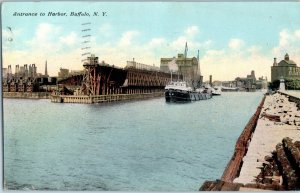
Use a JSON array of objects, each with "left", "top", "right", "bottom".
[
  {"left": 200, "top": 92, "right": 300, "bottom": 191},
  {"left": 220, "top": 95, "right": 266, "bottom": 182}
]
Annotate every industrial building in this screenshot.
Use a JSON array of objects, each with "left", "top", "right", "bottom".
[
  {"left": 2, "top": 61, "right": 56, "bottom": 93},
  {"left": 160, "top": 53, "right": 201, "bottom": 87}
]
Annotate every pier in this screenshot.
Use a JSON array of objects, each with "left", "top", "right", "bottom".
[
  {"left": 3, "top": 92, "right": 50, "bottom": 99},
  {"left": 200, "top": 91, "right": 300, "bottom": 191},
  {"left": 50, "top": 55, "right": 173, "bottom": 104},
  {"left": 50, "top": 92, "right": 164, "bottom": 103}
]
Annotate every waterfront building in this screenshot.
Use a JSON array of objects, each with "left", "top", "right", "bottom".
[
  {"left": 58, "top": 68, "right": 70, "bottom": 79},
  {"left": 58, "top": 68, "right": 84, "bottom": 79},
  {"left": 160, "top": 53, "right": 200, "bottom": 84},
  {"left": 255, "top": 76, "right": 268, "bottom": 89},
  {"left": 6, "top": 64, "right": 37, "bottom": 79},
  {"left": 219, "top": 70, "right": 265, "bottom": 91},
  {"left": 271, "top": 53, "right": 300, "bottom": 82},
  {"left": 221, "top": 80, "right": 238, "bottom": 88},
  {"left": 2, "top": 62, "right": 55, "bottom": 92},
  {"left": 212, "top": 80, "right": 222, "bottom": 86},
  {"left": 235, "top": 70, "right": 257, "bottom": 91}
]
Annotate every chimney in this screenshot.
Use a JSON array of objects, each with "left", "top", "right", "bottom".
[
  {"left": 24, "top": 64, "right": 28, "bottom": 78},
  {"left": 32, "top": 64, "right": 37, "bottom": 77},
  {"left": 8, "top": 65, "right": 11, "bottom": 74},
  {"left": 273, "top": 58, "right": 277, "bottom": 66},
  {"left": 15, "top": 65, "right": 19, "bottom": 76},
  {"left": 45, "top": 60, "right": 48, "bottom": 76}
]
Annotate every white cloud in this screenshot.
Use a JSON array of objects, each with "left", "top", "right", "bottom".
[
  {"left": 60, "top": 32, "right": 77, "bottom": 46},
  {"left": 4, "top": 23, "right": 300, "bottom": 81},
  {"left": 247, "top": 45, "right": 262, "bottom": 55},
  {"left": 201, "top": 46, "right": 270, "bottom": 81},
  {"left": 118, "top": 30, "right": 140, "bottom": 47},
  {"left": 278, "top": 29, "right": 290, "bottom": 47},
  {"left": 148, "top": 38, "right": 165, "bottom": 47},
  {"left": 228, "top": 38, "right": 245, "bottom": 50},
  {"left": 295, "top": 29, "right": 300, "bottom": 38},
  {"left": 170, "top": 36, "right": 188, "bottom": 50},
  {"left": 273, "top": 29, "right": 300, "bottom": 60},
  {"left": 185, "top": 26, "right": 199, "bottom": 37},
  {"left": 170, "top": 26, "right": 201, "bottom": 51},
  {"left": 26, "top": 23, "right": 62, "bottom": 53},
  {"left": 205, "top": 49, "right": 225, "bottom": 56},
  {"left": 3, "top": 23, "right": 82, "bottom": 76},
  {"left": 35, "top": 23, "right": 60, "bottom": 42}
]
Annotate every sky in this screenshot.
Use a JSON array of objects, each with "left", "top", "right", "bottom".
[{"left": 2, "top": 1, "right": 300, "bottom": 81}]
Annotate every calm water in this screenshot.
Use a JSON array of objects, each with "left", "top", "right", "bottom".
[{"left": 4, "top": 92, "right": 263, "bottom": 191}]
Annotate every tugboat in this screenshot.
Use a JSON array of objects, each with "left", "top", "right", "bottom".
[
  {"left": 212, "top": 86, "right": 222, "bottom": 96},
  {"left": 165, "top": 81, "right": 212, "bottom": 103}
]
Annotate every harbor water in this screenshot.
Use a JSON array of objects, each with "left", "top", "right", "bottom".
[{"left": 4, "top": 92, "right": 263, "bottom": 191}]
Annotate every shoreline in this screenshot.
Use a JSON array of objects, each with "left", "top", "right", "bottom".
[
  {"left": 200, "top": 91, "right": 300, "bottom": 191},
  {"left": 220, "top": 95, "right": 266, "bottom": 182}
]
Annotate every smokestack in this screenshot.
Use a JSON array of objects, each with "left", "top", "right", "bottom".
[
  {"left": 273, "top": 58, "right": 277, "bottom": 66},
  {"left": 15, "top": 65, "right": 20, "bottom": 76},
  {"left": 209, "top": 75, "right": 212, "bottom": 86},
  {"left": 45, "top": 60, "right": 48, "bottom": 76},
  {"left": 8, "top": 65, "right": 12, "bottom": 80},
  {"left": 24, "top": 64, "right": 28, "bottom": 78},
  {"left": 8, "top": 65, "right": 11, "bottom": 74},
  {"left": 200, "top": 75, "right": 203, "bottom": 85},
  {"left": 32, "top": 64, "right": 37, "bottom": 77}
]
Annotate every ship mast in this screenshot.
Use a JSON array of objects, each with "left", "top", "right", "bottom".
[
  {"left": 184, "top": 42, "right": 188, "bottom": 81},
  {"left": 197, "top": 50, "right": 201, "bottom": 77},
  {"left": 197, "top": 49, "right": 202, "bottom": 87}
]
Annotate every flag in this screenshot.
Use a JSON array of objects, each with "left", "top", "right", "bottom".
[{"left": 168, "top": 57, "right": 178, "bottom": 72}]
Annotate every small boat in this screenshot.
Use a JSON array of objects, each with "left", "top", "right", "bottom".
[
  {"left": 212, "top": 86, "right": 222, "bottom": 96},
  {"left": 221, "top": 86, "right": 238, "bottom": 92},
  {"left": 165, "top": 81, "right": 212, "bottom": 103}
]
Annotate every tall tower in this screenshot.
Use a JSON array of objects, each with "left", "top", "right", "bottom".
[{"left": 45, "top": 60, "right": 48, "bottom": 76}]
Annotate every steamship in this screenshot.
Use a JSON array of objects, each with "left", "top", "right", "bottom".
[{"left": 165, "top": 81, "right": 212, "bottom": 103}]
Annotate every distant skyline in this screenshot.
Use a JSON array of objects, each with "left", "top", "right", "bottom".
[{"left": 2, "top": 2, "right": 300, "bottom": 81}]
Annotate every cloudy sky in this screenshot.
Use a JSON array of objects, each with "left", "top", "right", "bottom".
[{"left": 2, "top": 2, "right": 300, "bottom": 81}]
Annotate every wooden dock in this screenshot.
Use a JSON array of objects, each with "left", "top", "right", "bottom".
[
  {"left": 3, "top": 92, "right": 50, "bottom": 99},
  {"left": 50, "top": 92, "right": 164, "bottom": 104}
]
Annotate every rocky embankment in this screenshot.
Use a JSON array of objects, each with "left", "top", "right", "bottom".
[{"left": 200, "top": 92, "right": 300, "bottom": 191}]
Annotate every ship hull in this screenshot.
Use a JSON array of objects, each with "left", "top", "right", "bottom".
[{"left": 165, "top": 90, "right": 212, "bottom": 103}]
